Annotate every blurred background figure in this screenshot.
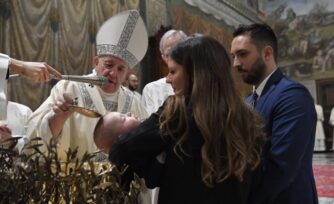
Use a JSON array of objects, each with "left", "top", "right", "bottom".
[
  {"left": 127, "top": 73, "right": 142, "bottom": 100},
  {"left": 330, "top": 108, "right": 334, "bottom": 151},
  {"left": 314, "top": 103, "right": 326, "bottom": 151},
  {"left": 312, "top": 50, "right": 324, "bottom": 70}
]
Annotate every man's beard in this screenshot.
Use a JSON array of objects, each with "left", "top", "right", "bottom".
[
  {"left": 239, "top": 57, "right": 266, "bottom": 85},
  {"left": 129, "top": 85, "right": 136, "bottom": 91}
]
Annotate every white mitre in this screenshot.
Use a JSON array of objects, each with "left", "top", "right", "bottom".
[{"left": 96, "top": 10, "right": 148, "bottom": 69}]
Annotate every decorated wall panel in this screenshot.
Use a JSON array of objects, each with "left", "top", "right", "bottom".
[{"left": 169, "top": 2, "right": 253, "bottom": 97}]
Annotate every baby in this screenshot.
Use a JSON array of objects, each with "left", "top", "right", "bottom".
[{"left": 94, "top": 112, "right": 141, "bottom": 154}]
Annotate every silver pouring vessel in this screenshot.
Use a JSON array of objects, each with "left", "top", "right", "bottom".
[
  {"left": 10, "top": 74, "right": 108, "bottom": 87},
  {"left": 52, "top": 75, "right": 108, "bottom": 86}
]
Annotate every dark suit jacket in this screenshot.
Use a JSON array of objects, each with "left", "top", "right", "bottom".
[{"left": 248, "top": 68, "right": 318, "bottom": 204}]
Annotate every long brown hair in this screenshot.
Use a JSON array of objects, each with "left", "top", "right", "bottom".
[{"left": 160, "top": 36, "right": 265, "bottom": 187}]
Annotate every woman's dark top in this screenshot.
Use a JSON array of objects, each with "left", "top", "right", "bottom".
[{"left": 109, "top": 108, "right": 262, "bottom": 204}]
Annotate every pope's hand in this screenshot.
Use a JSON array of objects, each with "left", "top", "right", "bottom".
[
  {"left": 53, "top": 93, "right": 75, "bottom": 117},
  {"left": 49, "top": 93, "right": 76, "bottom": 137}
]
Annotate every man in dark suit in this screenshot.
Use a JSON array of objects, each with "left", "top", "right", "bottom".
[{"left": 230, "top": 23, "right": 318, "bottom": 204}]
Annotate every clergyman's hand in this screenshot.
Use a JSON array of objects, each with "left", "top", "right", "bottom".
[{"left": 10, "top": 58, "right": 62, "bottom": 82}]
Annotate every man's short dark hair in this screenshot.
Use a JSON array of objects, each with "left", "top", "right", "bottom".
[{"left": 233, "top": 23, "right": 278, "bottom": 62}]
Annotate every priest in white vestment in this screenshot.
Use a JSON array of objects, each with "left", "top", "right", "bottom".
[
  {"left": 0, "top": 101, "right": 32, "bottom": 153},
  {"left": 314, "top": 104, "right": 326, "bottom": 151},
  {"left": 126, "top": 73, "right": 142, "bottom": 101},
  {"left": 25, "top": 10, "right": 149, "bottom": 161},
  {"left": 141, "top": 30, "right": 186, "bottom": 115}
]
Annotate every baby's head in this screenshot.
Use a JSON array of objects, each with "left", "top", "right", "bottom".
[{"left": 94, "top": 112, "right": 140, "bottom": 153}]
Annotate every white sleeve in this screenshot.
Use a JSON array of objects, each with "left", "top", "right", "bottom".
[
  {"left": 141, "top": 84, "right": 156, "bottom": 115},
  {"left": 0, "top": 53, "right": 10, "bottom": 120},
  {"left": 318, "top": 105, "right": 324, "bottom": 122},
  {"left": 15, "top": 105, "right": 33, "bottom": 153}
]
